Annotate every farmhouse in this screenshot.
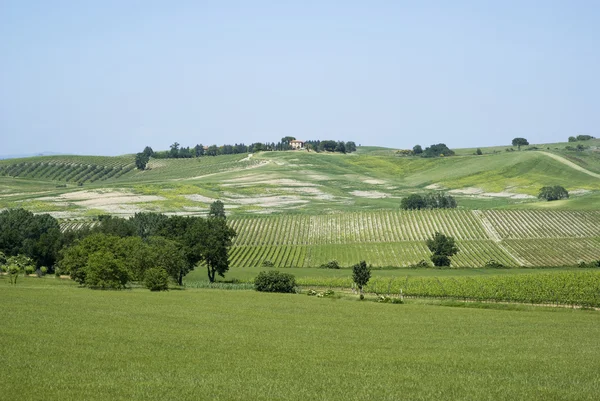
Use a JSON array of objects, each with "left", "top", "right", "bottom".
[{"left": 290, "top": 140, "right": 305, "bottom": 150}]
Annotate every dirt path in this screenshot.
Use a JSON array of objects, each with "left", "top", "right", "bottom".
[
  {"left": 471, "top": 210, "right": 528, "bottom": 266},
  {"left": 539, "top": 151, "right": 600, "bottom": 179}
]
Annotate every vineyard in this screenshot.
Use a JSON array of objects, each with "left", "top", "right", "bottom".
[
  {"left": 0, "top": 153, "right": 262, "bottom": 185},
  {"left": 0, "top": 155, "right": 136, "bottom": 184},
  {"left": 296, "top": 271, "right": 600, "bottom": 307},
  {"left": 227, "top": 210, "right": 600, "bottom": 267}
]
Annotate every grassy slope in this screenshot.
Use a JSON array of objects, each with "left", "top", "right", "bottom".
[
  {"left": 1, "top": 142, "right": 599, "bottom": 215},
  {"left": 2, "top": 277, "right": 600, "bottom": 401}
]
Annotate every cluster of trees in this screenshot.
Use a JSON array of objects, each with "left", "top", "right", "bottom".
[
  {"left": 303, "top": 140, "right": 357, "bottom": 153},
  {"left": 0, "top": 202, "right": 236, "bottom": 289},
  {"left": 400, "top": 193, "right": 457, "bottom": 210},
  {"left": 135, "top": 138, "right": 357, "bottom": 170},
  {"left": 538, "top": 186, "right": 569, "bottom": 201},
  {"left": 568, "top": 135, "right": 595, "bottom": 142},
  {"left": 398, "top": 144, "right": 455, "bottom": 158}
]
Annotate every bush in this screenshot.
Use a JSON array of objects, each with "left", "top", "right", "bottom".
[
  {"left": 254, "top": 271, "right": 296, "bottom": 293},
  {"left": 476, "top": 148, "right": 482, "bottom": 155},
  {"left": 24, "top": 265, "right": 34, "bottom": 275},
  {"left": 261, "top": 260, "right": 274, "bottom": 267},
  {"left": 40, "top": 266, "right": 48, "bottom": 275},
  {"left": 485, "top": 260, "right": 506, "bottom": 269},
  {"left": 408, "top": 259, "right": 430, "bottom": 268},
  {"left": 144, "top": 267, "right": 169, "bottom": 291},
  {"left": 319, "top": 260, "right": 340, "bottom": 269}
]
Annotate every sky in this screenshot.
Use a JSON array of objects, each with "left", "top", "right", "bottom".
[{"left": 1, "top": 0, "right": 599, "bottom": 156}]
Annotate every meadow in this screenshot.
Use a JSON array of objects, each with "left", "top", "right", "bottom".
[{"left": 2, "top": 276, "right": 600, "bottom": 401}]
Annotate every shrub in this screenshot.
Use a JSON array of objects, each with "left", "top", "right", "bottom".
[
  {"left": 40, "top": 266, "right": 48, "bottom": 275},
  {"left": 476, "top": 148, "right": 482, "bottom": 155},
  {"left": 144, "top": 267, "right": 169, "bottom": 291},
  {"left": 254, "top": 271, "right": 296, "bottom": 293},
  {"left": 261, "top": 260, "right": 274, "bottom": 267},
  {"left": 408, "top": 259, "right": 431, "bottom": 268},
  {"left": 485, "top": 260, "right": 506, "bottom": 269},
  {"left": 24, "top": 265, "right": 34, "bottom": 275},
  {"left": 319, "top": 260, "right": 340, "bottom": 269}
]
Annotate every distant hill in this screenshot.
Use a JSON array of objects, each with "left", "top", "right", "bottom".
[{"left": 0, "top": 139, "right": 599, "bottom": 219}]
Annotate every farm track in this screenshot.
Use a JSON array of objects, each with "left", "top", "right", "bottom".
[{"left": 540, "top": 151, "right": 600, "bottom": 179}]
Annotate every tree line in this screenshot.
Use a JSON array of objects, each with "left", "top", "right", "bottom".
[
  {"left": 135, "top": 137, "right": 358, "bottom": 170},
  {"left": 0, "top": 202, "right": 236, "bottom": 289}
]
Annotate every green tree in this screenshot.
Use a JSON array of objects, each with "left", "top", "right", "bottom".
[
  {"left": 169, "top": 142, "right": 180, "bottom": 158},
  {"left": 146, "top": 236, "right": 188, "bottom": 285},
  {"left": 400, "top": 194, "right": 426, "bottom": 210},
  {"left": 352, "top": 261, "right": 371, "bottom": 299},
  {"left": 426, "top": 232, "right": 458, "bottom": 267},
  {"left": 422, "top": 143, "right": 454, "bottom": 158},
  {"left": 335, "top": 141, "right": 346, "bottom": 153},
  {"left": 84, "top": 251, "right": 130, "bottom": 289},
  {"left": 0, "top": 208, "right": 62, "bottom": 269},
  {"left": 538, "top": 186, "right": 569, "bottom": 201},
  {"left": 206, "top": 145, "right": 219, "bottom": 156},
  {"left": 142, "top": 146, "right": 154, "bottom": 157},
  {"left": 568, "top": 136, "right": 577, "bottom": 142},
  {"left": 209, "top": 200, "right": 226, "bottom": 219},
  {"left": 345, "top": 141, "right": 357, "bottom": 153},
  {"left": 412, "top": 145, "right": 423, "bottom": 154},
  {"left": 511, "top": 137, "right": 529, "bottom": 150},
  {"left": 476, "top": 148, "right": 482, "bottom": 155},
  {"left": 576, "top": 134, "right": 594, "bottom": 141},
  {"left": 135, "top": 152, "right": 149, "bottom": 170},
  {"left": 200, "top": 218, "right": 237, "bottom": 282}
]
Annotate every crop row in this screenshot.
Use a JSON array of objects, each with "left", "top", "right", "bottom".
[
  {"left": 483, "top": 210, "right": 600, "bottom": 239},
  {"left": 502, "top": 238, "right": 600, "bottom": 266},
  {"left": 126, "top": 155, "right": 261, "bottom": 182},
  {"left": 228, "top": 240, "right": 518, "bottom": 268},
  {"left": 298, "top": 271, "right": 600, "bottom": 307},
  {"left": 0, "top": 162, "right": 135, "bottom": 184},
  {"left": 230, "top": 210, "right": 489, "bottom": 246}
]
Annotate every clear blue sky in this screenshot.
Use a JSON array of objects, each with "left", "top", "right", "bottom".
[{"left": 1, "top": 1, "right": 599, "bottom": 156}]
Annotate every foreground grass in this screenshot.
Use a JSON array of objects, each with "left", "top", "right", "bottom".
[{"left": 2, "top": 277, "right": 600, "bottom": 400}]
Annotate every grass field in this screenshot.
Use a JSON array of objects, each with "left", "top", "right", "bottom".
[{"left": 2, "top": 276, "right": 600, "bottom": 401}]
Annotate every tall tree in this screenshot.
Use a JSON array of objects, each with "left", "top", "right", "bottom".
[
  {"left": 511, "top": 137, "right": 529, "bottom": 150},
  {"left": 426, "top": 232, "right": 459, "bottom": 267},
  {"left": 352, "top": 261, "right": 371, "bottom": 299},
  {"left": 135, "top": 152, "right": 149, "bottom": 170},
  {"left": 209, "top": 200, "right": 226, "bottom": 219}
]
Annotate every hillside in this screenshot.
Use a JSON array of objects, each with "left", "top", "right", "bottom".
[{"left": 1, "top": 140, "right": 599, "bottom": 217}]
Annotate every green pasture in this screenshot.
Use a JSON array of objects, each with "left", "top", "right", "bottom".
[{"left": 2, "top": 276, "right": 599, "bottom": 401}]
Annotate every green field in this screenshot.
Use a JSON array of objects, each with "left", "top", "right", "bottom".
[{"left": 2, "top": 276, "right": 600, "bottom": 401}]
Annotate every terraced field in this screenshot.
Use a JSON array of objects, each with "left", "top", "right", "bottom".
[{"left": 227, "top": 210, "right": 600, "bottom": 267}]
